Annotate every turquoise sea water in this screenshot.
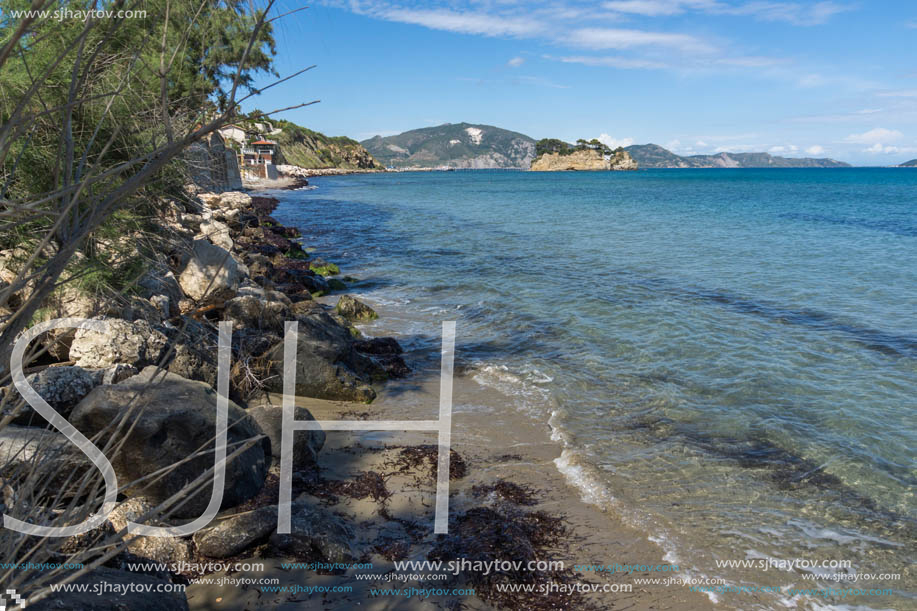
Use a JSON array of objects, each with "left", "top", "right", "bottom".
[{"left": 274, "top": 169, "right": 916, "bottom": 609}]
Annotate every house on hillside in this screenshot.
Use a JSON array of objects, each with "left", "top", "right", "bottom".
[{"left": 241, "top": 138, "right": 280, "bottom": 179}]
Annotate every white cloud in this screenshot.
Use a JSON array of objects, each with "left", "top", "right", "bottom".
[
  {"left": 844, "top": 128, "right": 903, "bottom": 145},
  {"left": 601, "top": 1, "right": 687, "bottom": 16},
  {"left": 769, "top": 145, "right": 798, "bottom": 153},
  {"left": 568, "top": 27, "right": 715, "bottom": 53},
  {"left": 554, "top": 55, "right": 668, "bottom": 69},
  {"left": 508, "top": 56, "right": 525, "bottom": 67},
  {"left": 695, "top": 140, "right": 708, "bottom": 147},
  {"left": 805, "top": 145, "right": 825, "bottom": 155},
  {"left": 598, "top": 133, "right": 635, "bottom": 148},
  {"left": 716, "top": 56, "right": 785, "bottom": 67},
  {"left": 375, "top": 8, "right": 544, "bottom": 37},
  {"left": 876, "top": 90, "right": 917, "bottom": 98},
  {"left": 600, "top": 0, "right": 852, "bottom": 25}
]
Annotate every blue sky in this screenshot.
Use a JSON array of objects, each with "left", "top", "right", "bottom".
[{"left": 247, "top": 1, "right": 917, "bottom": 165}]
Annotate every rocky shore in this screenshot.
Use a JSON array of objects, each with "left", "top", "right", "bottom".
[{"left": 0, "top": 179, "right": 714, "bottom": 610}]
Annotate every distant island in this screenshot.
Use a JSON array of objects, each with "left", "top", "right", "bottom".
[
  {"left": 625, "top": 143, "right": 850, "bottom": 168},
  {"left": 530, "top": 138, "right": 637, "bottom": 171},
  {"left": 899, "top": 159, "right": 917, "bottom": 167}
]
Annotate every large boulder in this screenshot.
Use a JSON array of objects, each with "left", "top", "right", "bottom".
[
  {"left": 28, "top": 567, "right": 189, "bottom": 610},
  {"left": 269, "top": 500, "right": 355, "bottom": 563},
  {"left": 161, "top": 318, "right": 219, "bottom": 389},
  {"left": 178, "top": 240, "right": 240, "bottom": 304},
  {"left": 222, "top": 294, "right": 289, "bottom": 334},
  {"left": 1, "top": 366, "right": 99, "bottom": 425},
  {"left": 246, "top": 396, "right": 325, "bottom": 471},
  {"left": 264, "top": 310, "right": 379, "bottom": 403},
  {"left": 193, "top": 504, "right": 276, "bottom": 558},
  {"left": 218, "top": 191, "right": 252, "bottom": 210},
  {"left": 197, "top": 219, "right": 233, "bottom": 251},
  {"left": 69, "top": 318, "right": 168, "bottom": 369},
  {"left": 335, "top": 295, "right": 378, "bottom": 322},
  {"left": 69, "top": 368, "right": 270, "bottom": 518}
]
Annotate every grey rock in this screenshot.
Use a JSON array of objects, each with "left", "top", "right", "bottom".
[
  {"left": 246, "top": 398, "right": 324, "bottom": 470},
  {"left": 69, "top": 318, "right": 167, "bottom": 369},
  {"left": 193, "top": 505, "right": 276, "bottom": 558},
  {"left": 69, "top": 368, "right": 269, "bottom": 518},
  {"left": 178, "top": 240, "right": 240, "bottom": 304},
  {"left": 137, "top": 268, "right": 183, "bottom": 317},
  {"left": 2, "top": 366, "right": 98, "bottom": 425},
  {"left": 107, "top": 498, "right": 193, "bottom": 566},
  {"left": 264, "top": 310, "right": 378, "bottom": 403},
  {"left": 269, "top": 500, "right": 355, "bottom": 564},
  {"left": 222, "top": 295, "right": 289, "bottom": 334}
]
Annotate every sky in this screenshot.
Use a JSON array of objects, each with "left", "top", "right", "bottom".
[{"left": 245, "top": 1, "right": 917, "bottom": 165}]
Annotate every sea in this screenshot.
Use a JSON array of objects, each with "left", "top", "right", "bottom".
[{"left": 272, "top": 168, "right": 916, "bottom": 610}]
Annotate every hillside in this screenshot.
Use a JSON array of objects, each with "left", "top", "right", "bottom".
[
  {"left": 899, "top": 159, "right": 917, "bottom": 167},
  {"left": 272, "top": 119, "right": 380, "bottom": 169},
  {"left": 626, "top": 144, "right": 850, "bottom": 168},
  {"left": 361, "top": 123, "right": 535, "bottom": 169}
]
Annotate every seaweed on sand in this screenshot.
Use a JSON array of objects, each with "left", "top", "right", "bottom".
[
  {"left": 390, "top": 445, "right": 467, "bottom": 482},
  {"left": 471, "top": 480, "right": 539, "bottom": 506},
  {"left": 429, "top": 507, "right": 591, "bottom": 610}
]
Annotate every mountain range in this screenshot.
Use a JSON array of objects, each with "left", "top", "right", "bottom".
[
  {"left": 624, "top": 143, "right": 849, "bottom": 168},
  {"left": 899, "top": 159, "right": 917, "bottom": 167}
]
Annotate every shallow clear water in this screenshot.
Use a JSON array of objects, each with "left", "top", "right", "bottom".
[{"left": 273, "top": 169, "right": 916, "bottom": 609}]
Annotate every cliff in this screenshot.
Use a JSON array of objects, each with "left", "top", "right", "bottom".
[
  {"left": 272, "top": 120, "right": 380, "bottom": 169},
  {"left": 530, "top": 148, "right": 637, "bottom": 171}
]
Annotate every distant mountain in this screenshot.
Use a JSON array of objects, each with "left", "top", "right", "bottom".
[
  {"left": 361, "top": 123, "right": 535, "bottom": 169},
  {"left": 625, "top": 144, "right": 850, "bottom": 168},
  {"left": 899, "top": 159, "right": 917, "bottom": 167}
]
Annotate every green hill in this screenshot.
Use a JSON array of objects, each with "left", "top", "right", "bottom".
[
  {"left": 361, "top": 123, "right": 536, "bottom": 169},
  {"left": 625, "top": 144, "right": 850, "bottom": 168},
  {"left": 271, "top": 119, "right": 380, "bottom": 169}
]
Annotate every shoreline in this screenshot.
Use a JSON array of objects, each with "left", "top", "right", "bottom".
[{"left": 183, "top": 177, "right": 721, "bottom": 610}]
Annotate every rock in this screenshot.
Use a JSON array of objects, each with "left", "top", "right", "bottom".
[
  {"left": 157, "top": 318, "right": 220, "bottom": 390},
  {"left": 119, "top": 295, "right": 165, "bottom": 325},
  {"left": 193, "top": 505, "right": 276, "bottom": 558},
  {"left": 218, "top": 191, "right": 252, "bottom": 210},
  {"left": 107, "top": 498, "right": 194, "bottom": 566},
  {"left": 246, "top": 397, "right": 325, "bottom": 471},
  {"left": 354, "top": 337, "right": 410, "bottom": 379},
  {"left": 222, "top": 295, "right": 289, "bottom": 334},
  {"left": 69, "top": 368, "right": 270, "bottom": 518},
  {"left": 289, "top": 300, "right": 321, "bottom": 318},
  {"left": 69, "top": 318, "right": 168, "bottom": 369},
  {"left": 137, "top": 267, "right": 183, "bottom": 317},
  {"left": 530, "top": 147, "right": 637, "bottom": 171},
  {"left": 178, "top": 239, "right": 240, "bottom": 304},
  {"left": 0, "top": 426, "right": 91, "bottom": 490},
  {"left": 197, "top": 192, "right": 222, "bottom": 208},
  {"left": 197, "top": 219, "right": 233, "bottom": 251},
  {"left": 335, "top": 295, "right": 378, "bottom": 322},
  {"left": 236, "top": 282, "right": 292, "bottom": 306},
  {"left": 38, "top": 285, "right": 113, "bottom": 359},
  {"left": 98, "top": 363, "right": 139, "bottom": 385},
  {"left": 28, "top": 567, "right": 189, "bottom": 610},
  {"left": 264, "top": 310, "right": 379, "bottom": 403},
  {"left": 269, "top": 500, "right": 355, "bottom": 563},
  {"left": 353, "top": 337, "right": 403, "bottom": 355},
  {"left": 2, "top": 366, "right": 99, "bottom": 425}
]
